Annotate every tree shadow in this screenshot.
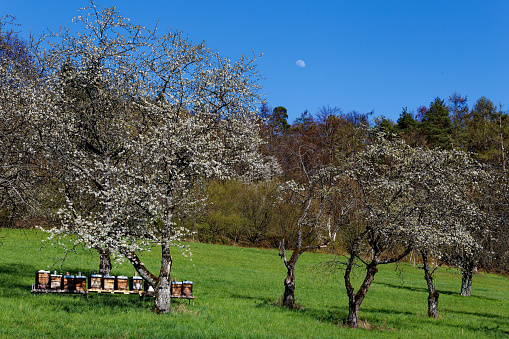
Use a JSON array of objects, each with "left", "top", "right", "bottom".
[
  {"left": 443, "top": 308, "right": 509, "bottom": 322},
  {"left": 231, "top": 292, "right": 348, "bottom": 325},
  {"left": 230, "top": 292, "right": 279, "bottom": 307},
  {"left": 443, "top": 320, "right": 509, "bottom": 337},
  {"left": 374, "top": 281, "right": 499, "bottom": 301},
  {"left": 0, "top": 262, "right": 37, "bottom": 296}
]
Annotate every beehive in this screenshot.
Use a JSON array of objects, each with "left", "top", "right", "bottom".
[
  {"left": 50, "top": 272, "right": 62, "bottom": 289},
  {"left": 143, "top": 280, "right": 155, "bottom": 296},
  {"left": 171, "top": 281, "right": 182, "bottom": 296},
  {"left": 35, "top": 270, "right": 50, "bottom": 289},
  {"left": 102, "top": 276, "right": 115, "bottom": 290},
  {"left": 182, "top": 280, "right": 193, "bottom": 296},
  {"left": 62, "top": 274, "right": 75, "bottom": 290},
  {"left": 129, "top": 276, "right": 143, "bottom": 291},
  {"left": 88, "top": 274, "right": 102, "bottom": 289},
  {"left": 75, "top": 275, "right": 87, "bottom": 291},
  {"left": 116, "top": 276, "right": 128, "bottom": 290}
]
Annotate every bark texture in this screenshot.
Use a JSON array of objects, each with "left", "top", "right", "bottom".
[
  {"left": 346, "top": 262, "right": 378, "bottom": 328},
  {"left": 343, "top": 228, "right": 411, "bottom": 328},
  {"left": 98, "top": 248, "right": 112, "bottom": 276},
  {"left": 153, "top": 243, "right": 173, "bottom": 313},
  {"left": 282, "top": 263, "right": 296, "bottom": 308},
  {"left": 422, "top": 250, "right": 440, "bottom": 318},
  {"left": 460, "top": 259, "right": 475, "bottom": 296},
  {"left": 427, "top": 290, "right": 440, "bottom": 318}
]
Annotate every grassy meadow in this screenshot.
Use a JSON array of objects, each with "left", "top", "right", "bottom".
[{"left": 0, "top": 228, "right": 508, "bottom": 338}]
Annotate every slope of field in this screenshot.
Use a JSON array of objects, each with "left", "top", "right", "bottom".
[{"left": 0, "top": 228, "right": 508, "bottom": 338}]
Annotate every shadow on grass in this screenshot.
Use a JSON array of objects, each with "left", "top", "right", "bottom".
[
  {"left": 374, "top": 281, "right": 499, "bottom": 301},
  {"left": 363, "top": 306, "right": 509, "bottom": 337},
  {"left": 442, "top": 318, "right": 509, "bottom": 337},
  {"left": 304, "top": 306, "right": 347, "bottom": 325},
  {"left": 230, "top": 292, "right": 277, "bottom": 307},
  {"left": 0, "top": 263, "right": 37, "bottom": 296},
  {"left": 231, "top": 292, "right": 349, "bottom": 325},
  {"left": 443, "top": 308, "right": 509, "bottom": 321},
  {"left": 30, "top": 291, "right": 155, "bottom": 313}
]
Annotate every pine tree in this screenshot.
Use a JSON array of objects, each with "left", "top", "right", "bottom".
[{"left": 421, "top": 98, "right": 453, "bottom": 149}]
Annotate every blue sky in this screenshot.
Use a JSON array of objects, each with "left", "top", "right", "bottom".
[{"left": 3, "top": 1, "right": 509, "bottom": 123}]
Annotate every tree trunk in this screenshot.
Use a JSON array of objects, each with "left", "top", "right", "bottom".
[
  {"left": 98, "top": 248, "right": 112, "bottom": 276},
  {"left": 282, "top": 263, "right": 296, "bottom": 308},
  {"left": 153, "top": 243, "right": 173, "bottom": 313},
  {"left": 422, "top": 250, "right": 439, "bottom": 318},
  {"left": 460, "top": 270, "right": 473, "bottom": 296},
  {"left": 427, "top": 290, "right": 440, "bottom": 318},
  {"left": 154, "top": 276, "right": 172, "bottom": 314},
  {"left": 345, "top": 263, "right": 378, "bottom": 328},
  {"left": 460, "top": 259, "right": 474, "bottom": 297},
  {"left": 347, "top": 298, "right": 361, "bottom": 328}
]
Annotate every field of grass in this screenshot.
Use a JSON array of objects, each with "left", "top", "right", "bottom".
[{"left": 0, "top": 228, "right": 508, "bottom": 338}]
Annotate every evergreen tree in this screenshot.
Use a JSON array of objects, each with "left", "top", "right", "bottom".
[
  {"left": 397, "top": 107, "right": 418, "bottom": 131},
  {"left": 396, "top": 107, "right": 424, "bottom": 146},
  {"left": 269, "top": 106, "right": 291, "bottom": 137},
  {"left": 421, "top": 98, "right": 453, "bottom": 149}
]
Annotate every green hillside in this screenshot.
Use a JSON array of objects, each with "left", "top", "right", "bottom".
[{"left": 0, "top": 228, "right": 507, "bottom": 338}]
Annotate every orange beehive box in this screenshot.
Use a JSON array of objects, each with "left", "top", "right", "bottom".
[
  {"left": 116, "top": 276, "right": 128, "bottom": 290},
  {"left": 182, "top": 280, "right": 193, "bottom": 296},
  {"left": 171, "top": 281, "right": 182, "bottom": 296},
  {"left": 102, "top": 276, "right": 115, "bottom": 290},
  {"left": 75, "top": 275, "right": 87, "bottom": 291},
  {"left": 35, "top": 270, "right": 50, "bottom": 289}
]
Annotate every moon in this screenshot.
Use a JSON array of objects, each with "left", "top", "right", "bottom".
[{"left": 296, "top": 60, "right": 305, "bottom": 68}]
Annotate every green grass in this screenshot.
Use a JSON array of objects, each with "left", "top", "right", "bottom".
[{"left": 0, "top": 228, "right": 508, "bottom": 338}]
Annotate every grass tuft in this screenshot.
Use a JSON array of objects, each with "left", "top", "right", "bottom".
[{"left": 273, "top": 294, "right": 304, "bottom": 310}]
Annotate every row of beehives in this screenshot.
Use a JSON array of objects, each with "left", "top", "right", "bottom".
[{"left": 34, "top": 270, "right": 193, "bottom": 296}]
